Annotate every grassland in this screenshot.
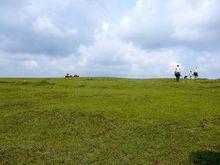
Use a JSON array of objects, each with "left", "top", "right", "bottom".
[{"left": 0, "top": 78, "right": 220, "bottom": 164}]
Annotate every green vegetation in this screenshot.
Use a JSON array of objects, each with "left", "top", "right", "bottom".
[{"left": 0, "top": 78, "right": 219, "bottom": 164}]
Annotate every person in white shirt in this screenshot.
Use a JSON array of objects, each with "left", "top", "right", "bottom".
[
  {"left": 174, "top": 65, "right": 181, "bottom": 82},
  {"left": 193, "top": 67, "right": 198, "bottom": 79},
  {"left": 189, "top": 70, "right": 193, "bottom": 79}
]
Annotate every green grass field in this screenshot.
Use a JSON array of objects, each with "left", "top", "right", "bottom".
[{"left": 0, "top": 78, "right": 219, "bottom": 164}]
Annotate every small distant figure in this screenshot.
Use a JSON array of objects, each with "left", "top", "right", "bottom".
[
  {"left": 174, "top": 65, "right": 181, "bottom": 82},
  {"left": 193, "top": 67, "right": 199, "bottom": 79},
  {"left": 65, "top": 73, "right": 79, "bottom": 78},
  {"left": 74, "top": 74, "right": 79, "bottom": 77},
  {"left": 65, "top": 73, "right": 70, "bottom": 78},
  {"left": 184, "top": 76, "right": 188, "bottom": 79},
  {"left": 189, "top": 70, "right": 193, "bottom": 79},
  {"left": 65, "top": 73, "right": 73, "bottom": 78}
]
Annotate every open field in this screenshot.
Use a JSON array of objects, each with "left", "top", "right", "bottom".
[{"left": 0, "top": 78, "right": 220, "bottom": 164}]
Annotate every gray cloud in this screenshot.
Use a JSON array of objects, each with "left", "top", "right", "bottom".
[
  {"left": 115, "top": 0, "right": 220, "bottom": 51},
  {"left": 0, "top": 0, "right": 134, "bottom": 56}
]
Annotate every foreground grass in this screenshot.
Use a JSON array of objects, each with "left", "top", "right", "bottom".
[{"left": 0, "top": 78, "right": 219, "bottom": 164}]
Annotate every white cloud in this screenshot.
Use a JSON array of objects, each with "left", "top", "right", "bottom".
[
  {"left": 23, "top": 60, "right": 38, "bottom": 69},
  {"left": 102, "top": 21, "right": 111, "bottom": 32},
  {"left": 32, "top": 17, "right": 78, "bottom": 38},
  {"left": 196, "top": 53, "right": 220, "bottom": 78},
  {"left": 114, "top": 0, "right": 220, "bottom": 50},
  {"left": 77, "top": 31, "right": 181, "bottom": 78}
]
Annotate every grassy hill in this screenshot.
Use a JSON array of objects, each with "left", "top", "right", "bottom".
[{"left": 0, "top": 78, "right": 219, "bottom": 164}]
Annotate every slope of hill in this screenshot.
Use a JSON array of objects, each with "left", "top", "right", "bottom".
[{"left": 0, "top": 78, "right": 219, "bottom": 164}]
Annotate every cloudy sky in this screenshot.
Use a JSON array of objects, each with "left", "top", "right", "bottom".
[{"left": 0, "top": 0, "right": 220, "bottom": 78}]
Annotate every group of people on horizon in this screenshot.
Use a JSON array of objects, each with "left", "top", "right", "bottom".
[
  {"left": 174, "top": 65, "right": 198, "bottom": 82},
  {"left": 65, "top": 73, "right": 79, "bottom": 78}
]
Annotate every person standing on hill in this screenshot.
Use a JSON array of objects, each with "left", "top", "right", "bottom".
[
  {"left": 174, "top": 65, "right": 181, "bottom": 82},
  {"left": 189, "top": 70, "right": 193, "bottom": 79},
  {"left": 193, "top": 67, "right": 199, "bottom": 79}
]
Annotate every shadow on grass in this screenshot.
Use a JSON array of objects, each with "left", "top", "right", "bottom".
[{"left": 189, "top": 151, "right": 220, "bottom": 165}]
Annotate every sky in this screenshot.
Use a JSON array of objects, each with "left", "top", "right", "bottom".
[{"left": 0, "top": 0, "right": 220, "bottom": 78}]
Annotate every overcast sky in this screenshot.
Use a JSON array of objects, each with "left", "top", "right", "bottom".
[{"left": 0, "top": 0, "right": 220, "bottom": 78}]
